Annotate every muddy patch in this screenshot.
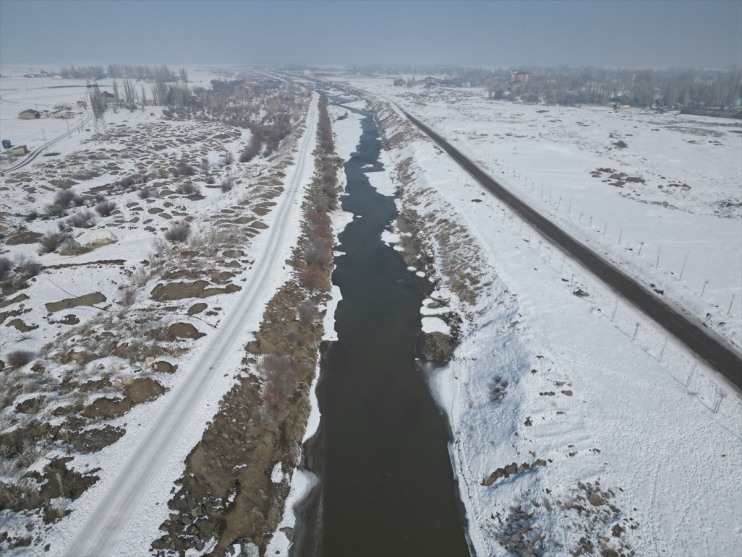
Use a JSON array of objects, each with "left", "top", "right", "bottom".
[
  {"left": 45, "top": 292, "right": 106, "bottom": 313},
  {"left": 150, "top": 280, "right": 240, "bottom": 301}
]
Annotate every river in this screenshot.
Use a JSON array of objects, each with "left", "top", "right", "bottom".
[{"left": 294, "top": 100, "right": 470, "bottom": 557}]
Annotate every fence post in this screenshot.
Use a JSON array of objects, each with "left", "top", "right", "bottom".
[{"left": 678, "top": 254, "right": 688, "bottom": 281}]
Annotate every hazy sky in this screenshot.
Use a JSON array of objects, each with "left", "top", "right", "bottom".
[{"left": 1, "top": 0, "right": 740, "bottom": 69}]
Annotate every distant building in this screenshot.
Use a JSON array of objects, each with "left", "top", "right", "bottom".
[
  {"left": 511, "top": 70, "right": 532, "bottom": 85},
  {"left": 18, "top": 109, "right": 41, "bottom": 120}
]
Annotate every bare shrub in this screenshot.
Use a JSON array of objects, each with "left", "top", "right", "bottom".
[
  {"left": 171, "top": 162, "right": 196, "bottom": 177},
  {"left": 120, "top": 176, "right": 136, "bottom": 189},
  {"left": 175, "top": 181, "right": 199, "bottom": 195},
  {"left": 151, "top": 236, "right": 168, "bottom": 256},
  {"left": 119, "top": 286, "right": 137, "bottom": 306},
  {"left": 259, "top": 353, "right": 300, "bottom": 410},
  {"left": 15, "top": 258, "right": 42, "bottom": 280},
  {"left": 220, "top": 177, "right": 234, "bottom": 193},
  {"left": 303, "top": 241, "right": 331, "bottom": 268},
  {"left": 297, "top": 300, "right": 318, "bottom": 326},
  {"left": 0, "top": 257, "right": 13, "bottom": 281},
  {"left": 138, "top": 187, "right": 154, "bottom": 199},
  {"left": 300, "top": 263, "right": 327, "bottom": 293},
  {"left": 66, "top": 209, "right": 96, "bottom": 229},
  {"left": 46, "top": 203, "right": 66, "bottom": 217},
  {"left": 6, "top": 350, "right": 33, "bottom": 369},
  {"left": 164, "top": 220, "right": 191, "bottom": 243},
  {"left": 240, "top": 131, "right": 263, "bottom": 163},
  {"left": 55, "top": 189, "right": 75, "bottom": 207},
  {"left": 95, "top": 200, "right": 117, "bottom": 217},
  {"left": 38, "top": 231, "right": 71, "bottom": 254}
]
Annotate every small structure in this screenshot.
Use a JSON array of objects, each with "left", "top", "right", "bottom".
[
  {"left": 18, "top": 109, "right": 41, "bottom": 120},
  {"left": 9, "top": 145, "right": 29, "bottom": 156},
  {"left": 511, "top": 70, "right": 533, "bottom": 85},
  {"left": 1, "top": 139, "right": 11, "bottom": 149}
]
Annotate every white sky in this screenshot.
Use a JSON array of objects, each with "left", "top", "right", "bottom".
[{"left": 1, "top": 1, "right": 740, "bottom": 69}]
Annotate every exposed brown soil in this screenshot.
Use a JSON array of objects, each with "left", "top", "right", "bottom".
[
  {"left": 4, "top": 230, "right": 43, "bottom": 245},
  {"left": 152, "top": 95, "right": 340, "bottom": 556},
  {"left": 45, "top": 291, "right": 106, "bottom": 313},
  {"left": 150, "top": 280, "right": 241, "bottom": 301},
  {"left": 167, "top": 322, "right": 205, "bottom": 340}
]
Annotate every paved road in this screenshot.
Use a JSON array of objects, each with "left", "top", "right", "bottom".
[
  {"left": 403, "top": 110, "right": 742, "bottom": 388},
  {"left": 61, "top": 95, "right": 319, "bottom": 557}
]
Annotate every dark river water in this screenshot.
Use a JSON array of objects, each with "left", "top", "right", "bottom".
[{"left": 293, "top": 101, "right": 470, "bottom": 557}]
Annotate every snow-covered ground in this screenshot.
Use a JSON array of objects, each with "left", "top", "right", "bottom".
[
  {"left": 342, "top": 77, "right": 742, "bottom": 350},
  {"left": 3, "top": 64, "right": 740, "bottom": 556},
  {"left": 330, "top": 81, "right": 741, "bottom": 556},
  {"left": 0, "top": 65, "right": 321, "bottom": 555}
]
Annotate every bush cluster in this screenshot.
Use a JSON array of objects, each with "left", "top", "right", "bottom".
[
  {"left": 6, "top": 350, "right": 33, "bottom": 369},
  {"left": 220, "top": 177, "right": 234, "bottom": 193},
  {"left": 38, "top": 231, "right": 71, "bottom": 254},
  {"left": 175, "top": 181, "right": 200, "bottom": 195},
  {"left": 65, "top": 209, "right": 97, "bottom": 229},
  {"left": 170, "top": 162, "right": 197, "bottom": 177},
  {"left": 296, "top": 95, "right": 340, "bottom": 293},
  {"left": 164, "top": 220, "right": 191, "bottom": 242},
  {"left": 259, "top": 353, "right": 302, "bottom": 411},
  {"left": 95, "top": 200, "right": 117, "bottom": 217},
  {"left": 46, "top": 188, "right": 83, "bottom": 217}
]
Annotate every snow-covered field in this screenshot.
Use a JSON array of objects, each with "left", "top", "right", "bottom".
[
  {"left": 328, "top": 79, "right": 741, "bottom": 556},
  {"left": 0, "top": 65, "right": 322, "bottom": 555},
  {"left": 2, "top": 63, "right": 740, "bottom": 556},
  {"left": 344, "top": 77, "right": 742, "bottom": 350}
]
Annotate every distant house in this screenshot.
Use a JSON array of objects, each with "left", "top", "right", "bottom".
[
  {"left": 511, "top": 70, "right": 533, "bottom": 85},
  {"left": 18, "top": 109, "right": 41, "bottom": 120}
]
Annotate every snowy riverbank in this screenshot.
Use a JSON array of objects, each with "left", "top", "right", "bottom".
[{"left": 362, "top": 89, "right": 741, "bottom": 556}]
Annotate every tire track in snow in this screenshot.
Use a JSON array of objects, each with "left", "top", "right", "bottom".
[
  {"left": 61, "top": 95, "right": 319, "bottom": 557},
  {"left": 3, "top": 114, "right": 92, "bottom": 174}
]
